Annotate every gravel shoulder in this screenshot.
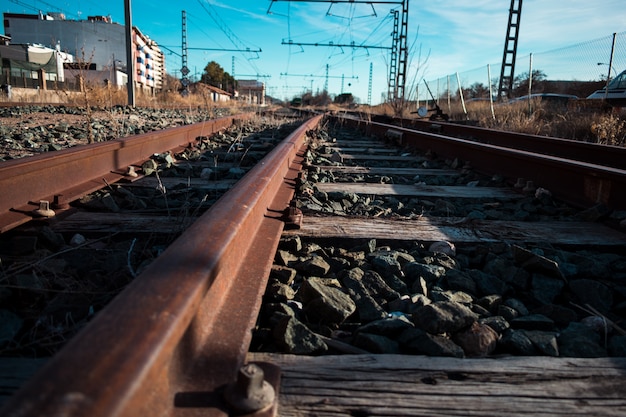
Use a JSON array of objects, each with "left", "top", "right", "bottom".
[{"left": 0, "top": 105, "right": 233, "bottom": 160}]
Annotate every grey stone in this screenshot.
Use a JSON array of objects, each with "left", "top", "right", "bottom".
[
  {"left": 38, "top": 226, "right": 65, "bottom": 250},
  {"left": 531, "top": 304, "right": 578, "bottom": 327},
  {"left": 369, "top": 252, "right": 402, "bottom": 277},
  {"left": 300, "top": 278, "right": 356, "bottom": 325},
  {"left": 395, "top": 251, "right": 416, "bottom": 266},
  {"left": 412, "top": 301, "right": 477, "bottom": 335},
  {"left": 295, "top": 255, "right": 331, "bottom": 276},
  {"left": 524, "top": 330, "right": 559, "bottom": 356},
  {"left": 273, "top": 315, "right": 328, "bottom": 354},
  {"left": 531, "top": 273, "right": 565, "bottom": 305},
  {"left": 352, "top": 332, "right": 400, "bottom": 354},
  {"left": 480, "top": 315, "right": 510, "bottom": 334},
  {"left": 510, "top": 314, "right": 555, "bottom": 331},
  {"left": 270, "top": 265, "right": 297, "bottom": 285},
  {"left": 337, "top": 248, "right": 366, "bottom": 266},
  {"left": 279, "top": 236, "right": 302, "bottom": 253},
  {"left": 496, "top": 304, "right": 519, "bottom": 322},
  {"left": 399, "top": 327, "right": 465, "bottom": 358},
  {"left": 558, "top": 322, "right": 607, "bottom": 358},
  {"left": 503, "top": 298, "right": 529, "bottom": 316},
  {"left": 403, "top": 262, "right": 445, "bottom": 286},
  {"left": 411, "top": 276, "right": 428, "bottom": 296},
  {"left": 569, "top": 279, "right": 613, "bottom": 315},
  {"left": 512, "top": 245, "right": 564, "bottom": 279},
  {"left": 0, "top": 309, "right": 23, "bottom": 346},
  {"left": 340, "top": 274, "right": 387, "bottom": 323},
  {"left": 275, "top": 250, "right": 298, "bottom": 266},
  {"left": 430, "top": 289, "right": 474, "bottom": 304},
  {"left": 407, "top": 294, "right": 432, "bottom": 313},
  {"left": 430, "top": 253, "right": 461, "bottom": 270},
  {"left": 476, "top": 294, "right": 502, "bottom": 314},
  {"left": 453, "top": 321, "right": 499, "bottom": 357},
  {"left": 428, "top": 241, "right": 456, "bottom": 256},
  {"left": 266, "top": 281, "right": 295, "bottom": 302},
  {"left": 442, "top": 269, "right": 477, "bottom": 295},
  {"left": 361, "top": 270, "right": 401, "bottom": 303},
  {"left": 499, "top": 329, "right": 538, "bottom": 355},
  {"left": 327, "top": 257, "right": 351, "bottom": 273},
  {"left": 483, "top": 256, "right": 515, "bottom": 279},
  {"left": 387, "top": 295, "right": 412, "bottom": 313},
  {"left": 469, "top": 269, "right": 509, "bottom": 297},
  {"left": 356, "top": 316, "right": 414, "bottom": 338},
  {"left": 608, "top": 336, "right": 626, "bottom": 357}
]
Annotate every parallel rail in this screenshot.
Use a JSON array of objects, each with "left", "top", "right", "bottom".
[
  {"left": 355, "top": 117, "right": 626, "bottom": 209},
  {"left": 0, "top": 113, "right": 253, "bottom": 232},
  {"left": 376, "top": 115, "right": 626, "bottom": 169}
]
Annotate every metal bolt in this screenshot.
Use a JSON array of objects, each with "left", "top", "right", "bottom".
[
  {"left": 52, "top": 194, "right": 70, "bottom": 210},
  {"left": 33, "top": 200, "right": 55, "bottom": 218},
  {"left": 126, "top": 166, "right": 138, "bottom": 178},
  {"left": 223, "top": 363, "right": 275, "bottom": 414},
  {"left": 282, "top": 201, "right": 302, "bottom": 230},
  {"left": 523, "top": 180, "right": 536, "bottom": 194}
]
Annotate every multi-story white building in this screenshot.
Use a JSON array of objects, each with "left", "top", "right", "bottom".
[{"left": 3, "top": 12, "right": 165, "bottom": 93}]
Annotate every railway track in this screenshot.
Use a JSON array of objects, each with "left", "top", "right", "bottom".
[{"left": 1, "top": 112, "right": 626, "bottom": 416}]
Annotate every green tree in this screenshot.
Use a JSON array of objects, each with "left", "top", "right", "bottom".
[
  {"left": 201, "top": 61, "right": 237, "bottom": 93},
  {"left": 464, "top": 82, "right": 491, "bottom": 99},
  {"left": 512, "top": 69, "right": 547, "bottom": 96}
]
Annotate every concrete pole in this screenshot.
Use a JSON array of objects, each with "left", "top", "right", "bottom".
[{"left": 124, "top": 0, "right": 136, "bottom": 107}]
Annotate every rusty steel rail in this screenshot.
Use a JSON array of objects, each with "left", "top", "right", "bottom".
[
  {"left": 1, "top": 114, "right": 323, "bottom": 417},
  {"left": 340, "top": 117, "right": 626, "bottom": 209},
  {"left": 373, "top": 115, "right": 626, "bottom": 170},
  {"left": 0, "top": 114, "right": 253, "bottom": 233}
]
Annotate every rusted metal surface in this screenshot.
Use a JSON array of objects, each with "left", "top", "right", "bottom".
[
  {"left": 1, "top": 115, "right": 323, "bottom": 417},
  {"left": 344, "top": 117, "right": 626, "bottom": 209},
  {"left": 0, "top": 114, "right": 252, "bottom": 233},
  {"left": 379, "top": 116, "right": 626, "bottom": 170}
]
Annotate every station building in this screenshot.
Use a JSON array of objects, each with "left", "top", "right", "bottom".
[{"left": 2, "top": 12, "right": 165, "bottom": 94}]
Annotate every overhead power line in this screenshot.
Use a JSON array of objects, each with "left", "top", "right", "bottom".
[
  {"left": 269, "top": 0, "right": 409, "bottom": 103},
  {"left": 280, "top": 72, "right": 358, "bottom": 79},
  {"left": 281, "top": 40, "right": 391, "bottom": 51}
]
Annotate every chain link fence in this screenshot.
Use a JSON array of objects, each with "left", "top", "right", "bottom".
[{"left": 415, "top": 32, "right": 626, "bottom": 105}]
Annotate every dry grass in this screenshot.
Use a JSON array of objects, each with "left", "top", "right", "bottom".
[
  {"left": 5, "top": 83, "right": 625, "bottom": 146},
  {"left": 2, "top": 82, "right": 250, "bottom": 113},
  {"left": 367, "top": 99, "right": 626, "bottom": 146}
]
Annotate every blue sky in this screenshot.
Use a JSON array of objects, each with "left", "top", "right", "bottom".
[{"left": 4, "top": 0, "right": 626, "bottom": 104}]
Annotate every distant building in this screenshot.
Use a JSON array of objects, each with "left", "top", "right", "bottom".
[
  {"left": 2, "top": 12, "right": 165, "bottom": 93},
  {"left": 0, "top": 42, "right": 74, "bottom": 87},
  {"left": 191, "top": 82, "right": 232, "bottom": 102},
  {"left": 237, "top": 80, "right": 266, "bottom": 105}
]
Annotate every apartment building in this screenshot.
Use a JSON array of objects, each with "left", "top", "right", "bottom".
[{"left": 3, "top": 12, "right": 165, "bottom": 92}]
